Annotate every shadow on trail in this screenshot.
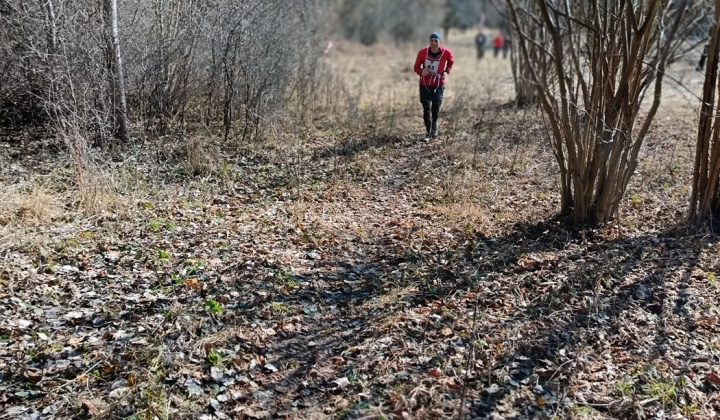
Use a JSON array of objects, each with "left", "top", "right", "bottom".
[
  {"left": 314, "top": 132, "right": 405, "bottom": 161},
  {"left": 147, "top": 206, "right": 720, "bottom": 419},
  {"left": 459, "top": 219, "right": 718, "bottom": 419}
]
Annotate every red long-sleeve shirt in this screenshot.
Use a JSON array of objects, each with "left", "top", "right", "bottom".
[
  {"left": 493, "top": 34, "right": 504, "bottom": 48},
  {"left": 414, "top": 46, "right": 454, "bottom": 87}
]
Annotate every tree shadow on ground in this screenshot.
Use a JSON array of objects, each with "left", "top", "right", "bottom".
[
  {"left": 314, "top": 132, "right": 406, "bottom": 161},
  {"left": 459, "top": 219, "right": 719, "bottom": 419},
  {"left": 186, "top": 209, "right": 718, "bottom": 419}
]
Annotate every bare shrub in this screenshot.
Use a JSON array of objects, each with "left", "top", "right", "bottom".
[
  {"left": 196, "top": 0, "right": 330, "bottom": 142},
  {"left": 0, "top": 2, "right": 54, "bottom": 127},
  {"left": 506, "top": 0, "right": 706, "bottom": 224},
  {"left": 2, "top": 0, "right": 331, "bottom": 142}
]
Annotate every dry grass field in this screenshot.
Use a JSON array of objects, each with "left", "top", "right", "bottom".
[{"left": 1, "top": 29, "right": 719, "bottom": 419}]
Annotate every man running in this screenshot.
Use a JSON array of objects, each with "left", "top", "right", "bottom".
[{"left": 414, "top": 32, "right": 454, "bottom": 140}]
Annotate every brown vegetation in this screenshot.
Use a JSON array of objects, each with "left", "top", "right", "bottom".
[
  {"left": 505, "top": 0, "right": 708, "bottom": 225},
  {"left": 1, "top": 27, "right": 719, "bottom": 420}
]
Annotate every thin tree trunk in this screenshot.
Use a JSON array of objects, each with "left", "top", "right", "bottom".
[
  {"left": 44, "top": 0, "right": 59, "bottom": 123},
  {"left": 106, "top": 0, "right": 129, "bottom": 142},
  {"left": 689, "top": 0, "right": 720, "bottom": 224},
  {"left": 44, "top": 0, "right": 57, "bottom": 58}
]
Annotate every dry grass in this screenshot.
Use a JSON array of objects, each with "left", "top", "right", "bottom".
[
  {"left": 74, "top": 166, "right": 128, "bottom": 216},
  {"left": 1, "top": 29, "right": 717, "bottom": 420},
  {"left": 0, "top": 185, "right": 61, "bottom": 227},
  {"left": 184, "top": 134, "right": 222, "bottom": 176}
]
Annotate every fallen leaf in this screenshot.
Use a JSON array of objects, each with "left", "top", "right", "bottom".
[
  {"left": 81, "top": 400, "right": 101, "bottom": 416},
  {"left": 264, "top": 363, "right": 278, "bottom": 373},
  {"left": 441, "top": 326, "right": 453, "bottom": 336},
  {"left": 440, "top": 377, "right": 460, "bottom": 390},
  {"left": 1, "top": 407, "right": 29, "bottom": 417},
  {"left": 334, "top": 377, "right": 351, "bottom": 389},
  {"left": 244, "top": 409, "right": 271, "bottom": 419},
  {"left": 108, "top": 387, "right": 130, "bottom": 400},
  {"left": 708, "top": 372, "right": 720, "bottom": 386},
  {"left": 428, "top": 368, "right": 442, "bottom": 378},
  {"left": 76, "top": 374, "right": 89, "bottom": 386},
  {"left": 23, "top": 369, "right": 42, "bottom": 382},
  {"left": 485, "top": 384, "right": 502, "bottom": 394},
  {"left": 184, "top": 278, "right": 200, "bottom": 289},
  {"left": 185, "top": 378, "right": 204, "bottom": 397},
  {"left": 67, "top": 336, "right": 84, "bottom": 346},
  {"left": 129, "top": 337, "right": 148, "bottom": 345},
  {"left": 16, "top": 319, "right": 32, "bottom": 328},
  {"left": 63, "top": 311, "right": 84, "bottom": 320},
  {"left": 697, "top": 316, "right": 718, "bottom": 329}
]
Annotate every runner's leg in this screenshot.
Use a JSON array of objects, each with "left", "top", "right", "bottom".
[
  {"left": 431, "top": 86, "right": 444, "bottom": 137},
  {"left": 420, "top": 86, "right": 433, "bottom": 136}
]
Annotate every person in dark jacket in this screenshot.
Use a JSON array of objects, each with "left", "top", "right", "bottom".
[
  {"left": 475, "top": 32, "right": 487, "bottom": 60},
  {"left": 413, "top": 32, "right": 454, "bottom": 140}
]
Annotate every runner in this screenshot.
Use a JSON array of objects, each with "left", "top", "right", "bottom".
[{"left": 413, "top": 32, "right": 454, "bottom": 141}]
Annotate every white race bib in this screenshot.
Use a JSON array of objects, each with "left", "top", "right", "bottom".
[{"left": 424, "top": 56, "right": 440, "bottom": 75}]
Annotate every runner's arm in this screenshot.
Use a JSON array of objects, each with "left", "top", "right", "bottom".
[{"left": 414, "top": 51, "right": 425, "bottom": 76}]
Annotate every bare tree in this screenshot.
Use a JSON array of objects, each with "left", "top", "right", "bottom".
[
  {"left": 105, "top": 0, "right": 129, "bottom": 142},
  {"left": 44, "top": 0, "right": 57, "bottom": 56},
  {"left": 506, "top": 0, "right": 702, "bottom": 224},
  {"left": 690, "top": 0, "right": 720, "bottom": 225}
]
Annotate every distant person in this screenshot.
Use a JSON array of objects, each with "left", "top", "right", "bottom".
[
  {"left": 697, "top": 43, "right": 709, "bottom": 71},
  {"left": 493, "top": 33, "right": 505, "bottom": 58},
  {"left": 502, "top": 35, "right": 511, "bottom": 59},
  {"left": 475, "top": 32, "right": 487, "bottom": 60},
  {"left": 414, "top": 32, "right": 454, "bottom": 140}
]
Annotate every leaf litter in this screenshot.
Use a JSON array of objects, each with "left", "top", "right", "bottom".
[{"left": 1, "top": 87, "right": 720, "bottom": 420}]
